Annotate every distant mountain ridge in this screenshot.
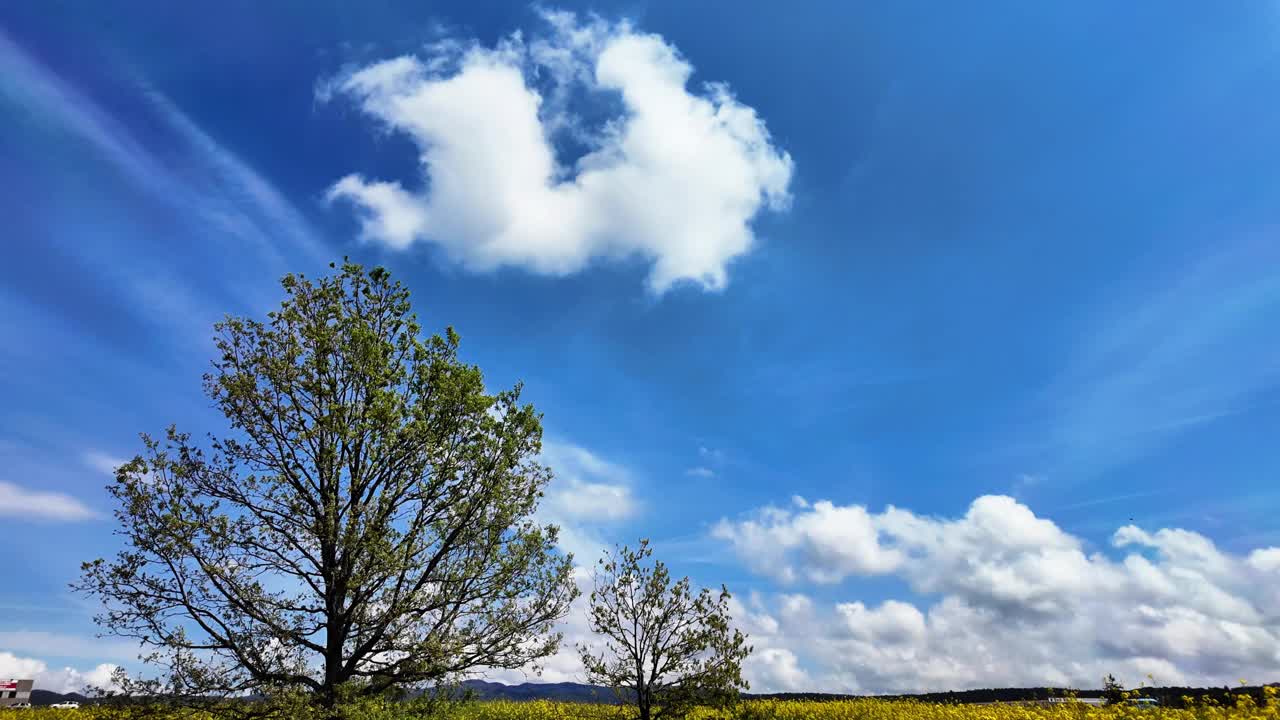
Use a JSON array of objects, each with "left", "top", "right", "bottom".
[
  {"left": 458, "top": 680, "right": 619, "bottom": 703},
  {"left": 443, "top": 681, "right": 1280, "bottom": 706},
  {"left": 28, "top": 680, "right": 1280, "bottom": 707},
  {"left": 29, "top": 689, "right": 91, "bottom": 706}
]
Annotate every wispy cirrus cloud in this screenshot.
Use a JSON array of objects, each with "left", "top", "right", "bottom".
[
  {"left": 0, "top": 631, "right": 139, "bottom": 662},
  {"left": 82, "top": 451, "right": 127, "bottom": 477},
  {"left": 0, "top": 480, "right": 97, "bottom": 522},
  {"left": 137, "top": 85, "right": 328, "bottom": 266},
  {"left": 0, "top": 30, "right": 322, "bottom": 263},
  {"left": 0, "top": 29, "right": 325, "bottom": 338},
  {"left": 1033, "top": 236, "right": 1280, "bottom": 480}
]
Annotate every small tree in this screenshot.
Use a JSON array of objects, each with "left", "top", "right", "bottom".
[
  {"left": 75, "top": 262, "right": 578, "bottom": 714},
  {"left": 1103, "top": 674, "right": 1126, "bottom": 705},
  {"left": 578, "top": 540, "right": 750, "bottom": 720}
]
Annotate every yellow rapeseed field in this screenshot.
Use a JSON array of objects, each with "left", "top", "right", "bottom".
[
  {"left": 12, "top": 691, "right": 1279, "bottom": 720},
  {"left": 430, "top": 693, "right": 1278, "bottom": 720}
]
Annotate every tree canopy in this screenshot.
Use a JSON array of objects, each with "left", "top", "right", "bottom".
[
  {"left": 578, "top": 540, "right": 750, "bottom": 720},
  {"left": 76, "top": 262, "right": 577, "bottom": 713}
]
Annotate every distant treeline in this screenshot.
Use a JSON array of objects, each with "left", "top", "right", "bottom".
[
  {"left": 749, "top": 685, "right": 1280, "bottom": 707},
  {"left": 745, "top": 688, "right": 1086, "bottom": 703},
  {"left": 1120, "top": 686, "right": 1278, "bottom": 708}
]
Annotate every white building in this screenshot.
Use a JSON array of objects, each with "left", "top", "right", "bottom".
[{"left": 0, "top": 679, "right": 33, "bottom": 707}]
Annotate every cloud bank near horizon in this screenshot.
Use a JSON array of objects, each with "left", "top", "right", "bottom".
[{"left": 713, "top": 494, "right": 1280, "bottom": 693}]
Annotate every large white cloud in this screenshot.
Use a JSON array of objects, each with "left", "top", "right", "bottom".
[
  {"left": 325, "top": 11, "right": 793, "bottom": 294},
  {"left": 0, "top": 651, "right": 119, "bottom": 695},
  {"left": 715, "top": 495, "right": 1280, "bottom": 693}
]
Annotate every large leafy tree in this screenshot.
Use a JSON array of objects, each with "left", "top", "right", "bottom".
[
  {"left": 76, "top": 262, "right": 577, "bottom": 712},
  {"left": 578, "top": 540, "right": 751, "bottom": 720}
]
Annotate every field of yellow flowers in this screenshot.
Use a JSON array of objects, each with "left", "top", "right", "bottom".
[
  {"left": 12, "top": 692, "right": 1279, "bottom": 720},
  {"left": 427, "top": 693, "right": 1279, "bottom": 720}
]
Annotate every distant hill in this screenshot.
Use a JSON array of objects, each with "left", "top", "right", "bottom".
[
  {"left": 458, "top": 680, "right": 619, "bottom": 703},
  {"left": 456, "top": 682, "right": 1078, "bottom": 704},
  {"left": 458, "top": 681, "right": 1280, "bottom": 707},
  {"left": 749, "top": 685, "right": 1280, "bottom": 707},
  {"left": 29, "top": 690, "right": 91, "bottom": 707},
  {"left": 460, "top": 682, "right": 1085, "bottom": 704},
  {"left": 26, "top": 681, "right": 1280, "bottom": 708}
]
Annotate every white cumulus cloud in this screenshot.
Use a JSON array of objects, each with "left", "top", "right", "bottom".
[
  {"left": 1248, "top": 547, "right": 1280, "bottom": 573},
  {"left": 715, "top": 494, "right": 1280, "bottom": 693},
  {"left": 324, "top": 10, "right": 793, "bottom": 294},
  {"left": 539, "top": 440, "right": 638, "bottom": 526},
  {"left": 531, "top": 438, "right": 640, "bottom": 584},
  {"left": 0, "top": 651, "right": 119, "bottom": 695},
  {"left": 711, "top": 499, "right": 903, "bottom": 583},
  {"left": 484, "top": 439, "right": 639, "bottom": 686}
]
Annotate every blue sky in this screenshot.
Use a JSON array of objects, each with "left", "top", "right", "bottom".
[{"left": 2, "top": 0, "right": 1280, "bottom": 695}]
